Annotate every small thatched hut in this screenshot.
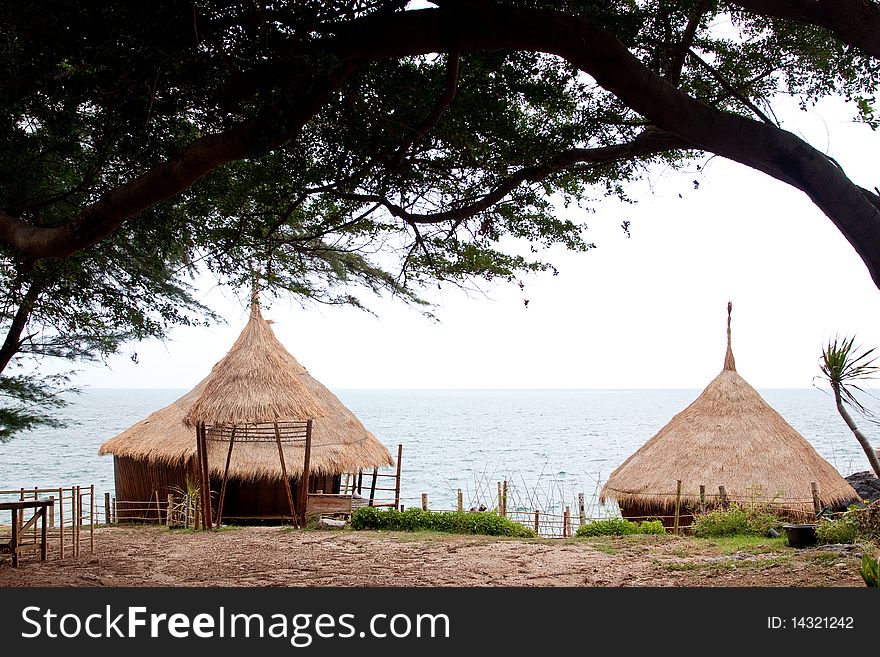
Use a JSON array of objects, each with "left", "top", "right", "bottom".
[
  {"left": 600, "top": 304, "right": 859, "bottom": 524},
  {"left": 99, "top": 304, "right": 394, "bottom": 521}
]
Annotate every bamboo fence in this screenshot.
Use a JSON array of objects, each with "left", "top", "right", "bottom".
[{"left": 0, "top": 485, "right": 97, "bottom": 560}]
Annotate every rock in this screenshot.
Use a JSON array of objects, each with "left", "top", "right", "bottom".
[
  {"left": 845, "top": 471, "right": 880, "bottom": 505},
  {"left": 315, "top": 518, "right": 346, "bottom": 530},
  {"left": 813, "top": 544, "right": 857, "bottom": 554},
  {"left": 767, "top": 527, "right": 780, "bottom": 538}
]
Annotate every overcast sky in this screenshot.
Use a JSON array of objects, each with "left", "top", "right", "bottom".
[{"left": 71, "top": 94, "right": 880, "bottom": 391}]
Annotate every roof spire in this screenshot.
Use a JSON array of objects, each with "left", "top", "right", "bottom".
[
  {"left": 724, "top": 301, "right": 736, "bottom": 371},
  {"left": 250, "top": 267, "right": 261, "bottom": 319}
]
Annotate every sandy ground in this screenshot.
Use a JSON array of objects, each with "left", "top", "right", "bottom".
[{"left": 0, "top": 525, "right": 867, "bottom": 587}]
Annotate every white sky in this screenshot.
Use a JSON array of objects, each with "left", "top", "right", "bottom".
[{"left": 71, "top": 95, "right": 880, "bottom": 391}]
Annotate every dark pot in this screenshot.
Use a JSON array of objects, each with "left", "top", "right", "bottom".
[{"left": 782, "top": 524, "right": 818, "bottom": 548}]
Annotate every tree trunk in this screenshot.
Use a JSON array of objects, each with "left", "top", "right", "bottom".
[
  {"left": 0, "top": 281, "right": 41, "bottom": 375},
  {"left": 833, "top": 383, "right": 880, "bottom": 479}
]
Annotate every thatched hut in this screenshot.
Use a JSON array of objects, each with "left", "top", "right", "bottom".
[
  {"left": 99, "top": 304, "right": 394, "bottom": 521},
  {"left": 600, "top": 304, "right": 859, "bottom": 524}
]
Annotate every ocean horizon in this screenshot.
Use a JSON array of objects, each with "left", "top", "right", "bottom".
[{"left": 1, "top": 387, "right": 876, "bottom": 514}]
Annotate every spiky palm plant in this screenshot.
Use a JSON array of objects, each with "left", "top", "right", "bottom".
[{"left": 819, "top": 336, "right": 880, "bottom": 479}]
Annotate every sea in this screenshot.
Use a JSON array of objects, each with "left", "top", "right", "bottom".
[{"left": 0, "top": 388, "right": 875, "bottom": 516}]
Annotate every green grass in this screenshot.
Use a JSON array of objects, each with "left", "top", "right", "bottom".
[
  {"left": 350, "top": 507, "right": 536, "bottom": 538},
  {"left": 698, "top": 534, "right": 789, "bottom": 555},
  {"left": 807, "top": 552, "right": 850, "bottom": 567}
]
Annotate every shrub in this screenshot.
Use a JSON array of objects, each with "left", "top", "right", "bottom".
[
  {"left": 349, "top": 505, "right": 381, "bottom": 530},
  {"left": 816, "top": 516, "right": 859, "bottom": 544},
  {"left": 349, "top": 507, "right": 535, "bottom": 538},
  {"left": 576, "top": 518, "right": 638, "bottom": 537},
  {"left": 692, "top": 504, "right": 783, "bottom": 538},
  {"left": 861, "top": 553, "right": 880, "bottom": 587},
  {"left": 814, "top": 501, "right": 880, "bottom": 545},
  {"left": 692, "top": 507, "right": 749, "bottom": 537},
  {"left": 575, "top": 518, "right": 666, "bottom": 537},
  {"left": 851, "top": 500, "right": 880, "bottom": 541},
  {"left": 637, "top": 520, "right": 667, "bottom": 535}
]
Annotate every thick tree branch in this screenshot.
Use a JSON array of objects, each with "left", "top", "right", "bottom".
[
  {"left": 0, "top": 281, "right": 42, "bottom": 373},
  {"left": 324, "top": 3, "right": 880, "bottom": 286},
  {"left": 5, "top": 2, "right": 880, "bottom": 289},
  {"left": 0, "top": 74, "right": 341, "bottom": 260}
]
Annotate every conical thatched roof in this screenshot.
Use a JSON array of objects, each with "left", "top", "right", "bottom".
[
  {"left": 183, "top": 304, "right": 325, "bottom": 426},
  {"left": 99, "top": 308, "right": 394, "bottom": 480},
  {"left": 600, "top": 304, "right": 859, "bottom": 512}
]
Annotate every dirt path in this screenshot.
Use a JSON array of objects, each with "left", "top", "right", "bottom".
[{"left": 0, "top": 526, "right": 866, "bottom": 587}]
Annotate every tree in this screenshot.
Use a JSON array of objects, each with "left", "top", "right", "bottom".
[
  {"left": 3, "top": 0, "right": 880, "bottom": 439},
  {"left": 819, "top": 336, "right": 880, "bottom": 479}
]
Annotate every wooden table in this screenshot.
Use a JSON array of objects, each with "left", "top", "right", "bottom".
[{"left": 0, "top": 499, "right": 52, "bottom": 567}]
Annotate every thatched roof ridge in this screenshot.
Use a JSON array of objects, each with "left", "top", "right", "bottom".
[
  {"left": 99, "top": 310, "right": 394, "bottom": 478},
  {"left": 600, "top": 304, "right": 859, "bottom": 511},
  {"left": 183, "top": 305, "right": 325, "bottom": 426}
]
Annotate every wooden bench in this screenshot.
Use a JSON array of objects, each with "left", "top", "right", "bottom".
[{"left": 0, "top": 499, "right": 52, "bottom": 567}]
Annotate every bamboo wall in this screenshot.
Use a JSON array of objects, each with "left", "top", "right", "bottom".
[
  {"left": 113, "top": 456, "right": 340, "bottom": 521},
  {"left": 114, "top": 456, "right": 194, "bottom": 520}
]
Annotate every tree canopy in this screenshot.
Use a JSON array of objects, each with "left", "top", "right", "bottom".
[{"left": 2, "top": 0, "right": 880, "bottom": 439}]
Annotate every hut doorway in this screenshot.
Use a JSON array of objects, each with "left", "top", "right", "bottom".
[{"left": 212, "top": 474, "right": 341, "bottom": 522}]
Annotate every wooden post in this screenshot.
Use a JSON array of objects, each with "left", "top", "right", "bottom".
[
  {"left": 533, "top": 510, "right": 540, "bottom": 535},
  {"left": 811, "top": 481, "right": 822, "bottom": 517},
  {"left": 421, "top": 493, "right": 428, "bottom": 511},
  {"left": 216, "top": 429, "right": 236, "bottom": 527},
  {"left": 393, "top": 444, "right": 403, "bottom": 511},
  {"left": 357, "top": 469, "right": 363, "bottom": 495},
  {"left": 273, "top": 421, "right": 298, "bottom": 526},
  {"left": 40, "top": 505, "right": 48, "bottom": 561},
  {"left": 154, "top": 490, "right": 161, "bottom": 524},
  {"left": 368, "top": 468, "right": 378, "bottom": 507},
  {"left": 457, "top": 489, "right": 463, "bottom": 513},
  {"left": 502, "top": 480, "right": 508, "bottom": 517},
  {"left": 112, "top": 497, "right": 117, "bottom": 525},
  {"left": 10, "top": 507, "right": 18, "bottom": 567},
  {"left": 59, "top": 487, "right": 64, "bottom": 560},
  {"left": 33, "top": 487, "right": 38, "bottom": 544},
  {"left": 299, "top": 420, "right": 312, "bottom": 525},
  {"left": 578, "top": 493, "right": 586, "bottom": 527},
  {"left": 74, "top": 486, "right": 80, "bottom": 558},
  {"left": 193, "top": 495, "right": 200, "bottom": 530},
  {"left": 564, "top": 506, "right": 571, "bottom": 538},
  {"left": 673, "top": 480, "right": 682, "bottom": 535},
  {"left": 48, "top": 495, "right": 55, "bottom": 529},
  {"left": 70, "top": 487, "right": 75, "bottom": 558},
  {"left": 497, "top": 482, "right": 503, "bottom": 515},
  {"left": 194, "top": 425, "right": 203, "bottom": 527},
  {"left": 699, "top": 485, "right": 706, "bottom": 514},
  {"left": 198, "top": 423, "right": 213, "bottom": 529},
  {"left": 104, "top": 493, "right": 111, "bottom": 526},
  {"left": 718, "top": 485, "right": 728, "bottom": 509},
  {"left": 18, "top": 488, "right": 23, "bottom": 539},
  {"left": 166, "top": 495, "right": 174, "bottom": 527},
  {"left": 90, "top": 484, "right": 95, "bottom": 554}
]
